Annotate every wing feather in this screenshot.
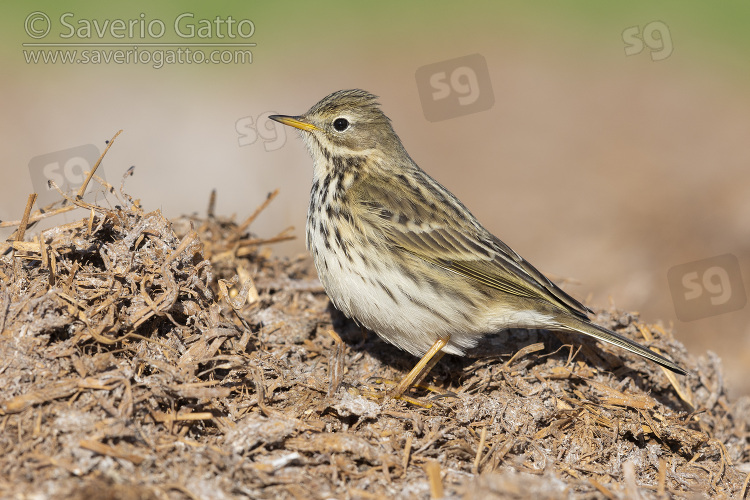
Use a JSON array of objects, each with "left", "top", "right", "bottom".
[{"left": 356, "top": 174, "right": 592, "bottom": 319}]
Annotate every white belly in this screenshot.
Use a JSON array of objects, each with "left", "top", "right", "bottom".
[{"left": 305, "top": 193, "right": 554, "bottom": 358}]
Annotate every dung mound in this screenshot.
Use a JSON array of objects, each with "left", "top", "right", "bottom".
[{"left": 0, "top": 136, "right": 747, "bottom": 499}]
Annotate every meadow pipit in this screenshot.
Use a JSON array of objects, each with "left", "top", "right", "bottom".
[{"left": 270, "top": 89, "right": 686, "bottom": 398}]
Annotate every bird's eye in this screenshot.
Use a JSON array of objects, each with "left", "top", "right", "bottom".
[{"left": 333, "top": 118, "right": 350, "bottom": 131}]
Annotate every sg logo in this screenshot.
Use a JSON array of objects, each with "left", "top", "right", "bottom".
[
  {"left": 28, "top": 144, "right": 104, "bottom": 208},
  {"left": 430, "top": 66, "right": 482, "bottom": 106},
  {"left": 236, "top": 112, "right": 286, "bottom": 152},
  {"left": 415, "top": 53, "right": 494, "bottom": 122},
  {"left": 667, "top": 254, "right": 746, "bottom": 321},
  {"left": 623, "top": 21, "right": 673, "bottom": 61}
]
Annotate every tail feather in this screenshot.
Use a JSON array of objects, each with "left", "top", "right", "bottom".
[{"left": 559, "top": 317, "right": 687, "bottom": 375}]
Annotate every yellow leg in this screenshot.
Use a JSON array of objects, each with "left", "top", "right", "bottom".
[{"left": 391, "top": 338, "right": 449, "bottom": 398}]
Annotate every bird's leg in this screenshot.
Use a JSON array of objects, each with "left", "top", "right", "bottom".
[
  {"left": 411, "top": 350, "right": 447, "bottom": 389},
  {"left": 391, "top": 337, "right": 448, "bottom": 398}
]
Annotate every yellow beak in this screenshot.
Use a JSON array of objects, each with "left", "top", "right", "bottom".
[{"left": 269, "top": 114, "right": 319, "bottom": 131}]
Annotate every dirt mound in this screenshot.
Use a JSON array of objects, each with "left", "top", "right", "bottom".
[{"left": 1, "top": 139, "right": 747, "bottom": 499}]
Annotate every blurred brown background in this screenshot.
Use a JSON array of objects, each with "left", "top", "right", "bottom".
[{"left": 2, "top": 2, "right": 748, "bottom": 395}]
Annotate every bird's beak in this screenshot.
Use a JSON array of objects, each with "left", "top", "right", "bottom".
[{"left": 269, "top": 114, "right": 319, "bottom": 132}]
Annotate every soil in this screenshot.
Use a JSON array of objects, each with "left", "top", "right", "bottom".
[{"left": 0, "top": 147, "right": 748, "bottom": 499}]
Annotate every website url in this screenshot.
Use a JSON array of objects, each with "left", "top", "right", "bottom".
[{"left": 22, "top": 47, "right": 253, "bottom": 69}]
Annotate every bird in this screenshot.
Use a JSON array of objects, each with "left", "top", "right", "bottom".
[{"left": 269, "top": 89, "right": 686, "bottom": 398}]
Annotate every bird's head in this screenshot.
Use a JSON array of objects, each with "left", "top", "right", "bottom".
[{"left": 270, "top": 89, "right": 405, "bottom": 168}]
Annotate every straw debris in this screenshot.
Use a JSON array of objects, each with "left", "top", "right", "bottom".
[{"left": 0, "top": 136, "right": 747, "bottom": 499}]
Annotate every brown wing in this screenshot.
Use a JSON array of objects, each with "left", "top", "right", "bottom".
[{"left": 354, "top": 171, "right": 593, "bottom": 319}]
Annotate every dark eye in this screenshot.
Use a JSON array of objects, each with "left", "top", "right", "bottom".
[{"left": 333, "top": 118, "right": 350, "bottom": 131}]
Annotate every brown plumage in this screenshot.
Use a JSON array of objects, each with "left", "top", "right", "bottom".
[{"left": 270, "top": 89, "right": 686, "bottom": 397}]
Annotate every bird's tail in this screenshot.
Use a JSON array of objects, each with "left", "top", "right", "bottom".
[{"left": 559, "top": 316, "right": 687, "bottom": 375}]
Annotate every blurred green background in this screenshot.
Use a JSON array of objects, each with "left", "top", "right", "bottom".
[{"left": 3, "top": 1, "right": 749, "bottom": 395}]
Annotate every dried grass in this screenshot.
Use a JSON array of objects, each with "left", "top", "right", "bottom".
[{"left": 0, "top": 136, "right": 747, "bottom": 499}]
